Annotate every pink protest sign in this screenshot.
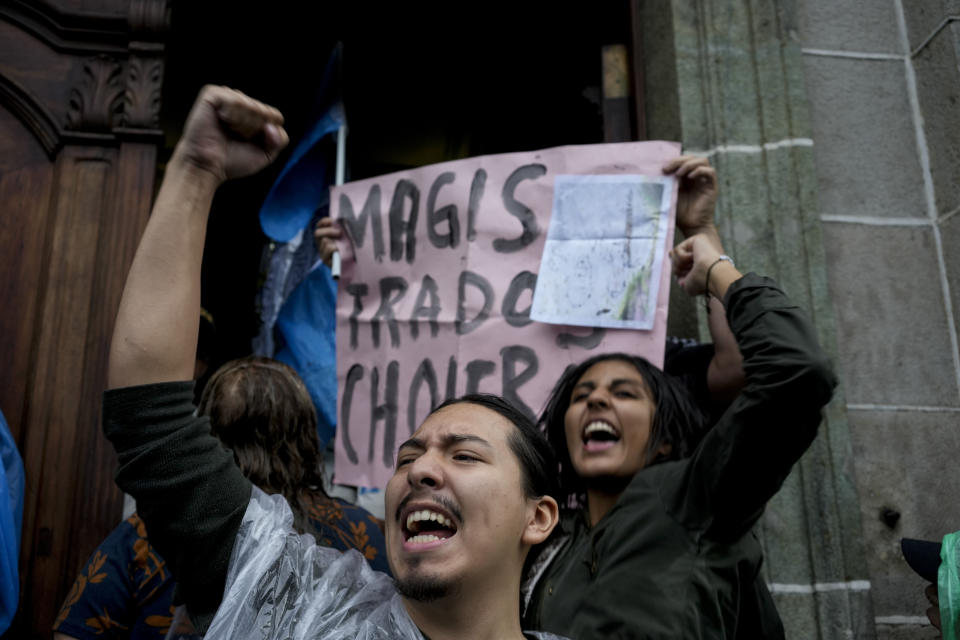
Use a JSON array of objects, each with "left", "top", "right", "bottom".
[{"left": 333, "top": 141, "right": 680, "bottom": 488}]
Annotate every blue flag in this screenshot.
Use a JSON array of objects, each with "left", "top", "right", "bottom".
[
  {"left": 259, "top": 44, "right": 345, "bottom": 243},
  {"left": 255, "top": 44, "right": 344, "bottom": 447},
  {"left": 273, "top": 264, "right": 339, "bottom": 446},
  {"left": 0, "top": 409, "right": 23, "bottom": 633}
]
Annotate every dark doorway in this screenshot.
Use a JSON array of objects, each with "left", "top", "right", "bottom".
[{"left": 162, "top": 1, "right": 634, "bottom": 360}]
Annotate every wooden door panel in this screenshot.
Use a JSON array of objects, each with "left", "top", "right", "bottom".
[
  {"left": 21, "top": 145, "right": 126, "bottom": 631},
  {"left": 0, "top": 106, "right": 56, "bottom": 446},
  {"left": 64, "top": 142, "right": 155, "bottom": 606}
]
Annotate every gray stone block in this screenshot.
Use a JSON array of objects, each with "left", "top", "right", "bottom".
[
  {"left": 939, "top": 214, "right": 960, "bottom": 356},
  {"left": 750, "top": 2, "right": 815, "bottom": 144},
  {"left": 803, "top": 55, "right": 927, "bottom": 218},
  {"left": 669, "top": 0, "right": 712, "bottom": 148},
  {"left": 775, "top": 589, "right": 877, "bottom": 639},
  {"left": 822, "top": 222, "right": 958, "bottom": 406},
  {"left": 901, "top": 0, "right": 960, "bottom": 53},
  {"left": 796, "top": 0, "right": 902, "bottom": 54},
  {"left": 640, "top": 0, "right": 683, "bottom": 143},
  {"left": 913, "top": 23, "right": 960, "bottom": 217},
  {"left": 772, "top": 590, "right": 821, "bottom": 638},
  {"left": 875, "top": 622, "right": 938, "bottom": 640},
  {"left": 816, "top": 590, "right": 879, "bottom": 640},
  {"left": 712, "top": 151, "right": 779, "bottom": 278},
  {"left": 761, "top": 467, "right": 817, "bottom": 583},
  {"left": 848, "top": 409, "right": 960, "bottom": 617},
  {"left": 668, "top": 0, "right": 806, "bottom": 146}
]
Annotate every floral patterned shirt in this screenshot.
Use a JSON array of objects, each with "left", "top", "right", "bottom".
[{"left": 53, "top": 495, "right": 388, "bottom": 640}]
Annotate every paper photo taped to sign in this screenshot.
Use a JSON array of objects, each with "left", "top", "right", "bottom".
[{"left": 531, "top": 175, "right": 674, "bottom": 330}]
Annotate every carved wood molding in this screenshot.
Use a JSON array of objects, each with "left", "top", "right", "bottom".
[
  {"left": 128, "top": 0, "right": 170, "bottom": 39},
  {"left": 121, "top": 55, "right": 163, "bottom": 128},
  {"left": 0, "top": 0, "right": 129, "bottom": 54},
  {"left": 0, "top": 72, "right": 61, "bottom": 157},
  {"left": 0, "top": 1, "right": 170, "bottom": 53},
  {"left": 66, "top": 55, "right": 124, "bottom": 132},
  {"left": 1, "top": 1, "right": 169, "bottom": 139}
]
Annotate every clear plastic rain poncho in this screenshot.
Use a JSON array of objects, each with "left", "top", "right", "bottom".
[{"left": 202, "top": 488, "right": 568, "bottom": 640}]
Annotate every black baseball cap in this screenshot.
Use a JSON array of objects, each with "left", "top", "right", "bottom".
[{"left": 902, "top": 538, "right": 942, "bottom": 583}]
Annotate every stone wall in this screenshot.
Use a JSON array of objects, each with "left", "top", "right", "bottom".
[
  {"left": 650, "top": 0, "right": 960, "bottom": 636},
  {"left": 641, "top": 1, "right": 876, "bottom": 637},
  {"left": 797, "top": 0, "right": 960, "bottom": 638}
]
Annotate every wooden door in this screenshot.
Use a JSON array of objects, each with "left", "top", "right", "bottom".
[{"left": 0, "top": 1, "right": 168, "bottom": 636}]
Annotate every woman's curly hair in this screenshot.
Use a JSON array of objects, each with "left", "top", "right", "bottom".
[{"left": 198, "top": 356, "right": 328, "bottom": 534}]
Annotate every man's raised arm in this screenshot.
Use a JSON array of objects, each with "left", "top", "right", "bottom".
[
  {"left": 108, "top": 85, "right": 287, "bottom": 389},
  {"left": 102, "top": 87, "right": 287, "bottom": 632}
]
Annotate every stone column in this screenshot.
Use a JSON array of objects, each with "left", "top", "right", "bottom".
[{"left": 638, "top": 1, "right": 875, "bottom": 637}]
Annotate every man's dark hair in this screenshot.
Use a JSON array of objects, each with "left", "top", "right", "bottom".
[
  {"left": 539, "top": 353, "right": 708, "bottom": 509},
  {"left": 433, "top": 394, "right": 559, "bottom": 501}
]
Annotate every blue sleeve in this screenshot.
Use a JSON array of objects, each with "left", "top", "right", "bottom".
[{"left": 0, "top": 409, "right": 22, "bottom": 634}]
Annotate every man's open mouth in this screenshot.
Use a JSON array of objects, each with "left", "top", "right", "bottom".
[
  {"left": 582, "top": 420, "right": 620, "bottom": 452},
  {"left": 402, "top": 507, "right": 459, "bottom": 544}
]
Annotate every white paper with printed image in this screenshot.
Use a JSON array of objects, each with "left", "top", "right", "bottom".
[{"left": 531, "top": 175, "right": 674, "bottom": 330}]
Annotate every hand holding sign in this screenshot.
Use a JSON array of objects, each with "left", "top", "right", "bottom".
[
  {"left": 663, "top": 155, "right": 718, "bottom": 239},
  {"left": 315, "top": 217, "right": 342, "bottom": 268}
]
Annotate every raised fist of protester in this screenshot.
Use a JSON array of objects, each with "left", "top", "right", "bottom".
[
  {"left": 663, "top": 155, "right": 718, "bottom": 239},
  {"left": 314, "top": 217, "right": 343, "bottom": 267},
  {"left": 670, "top": 233, "right": 736, "bottom": 297},
  {"left": 172, "top": 85, "right": 288, "bottom": 184}
]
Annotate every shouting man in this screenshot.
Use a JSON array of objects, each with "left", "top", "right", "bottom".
[{"left": 104, "top": 86, "right": 563, "bottom": 640}]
